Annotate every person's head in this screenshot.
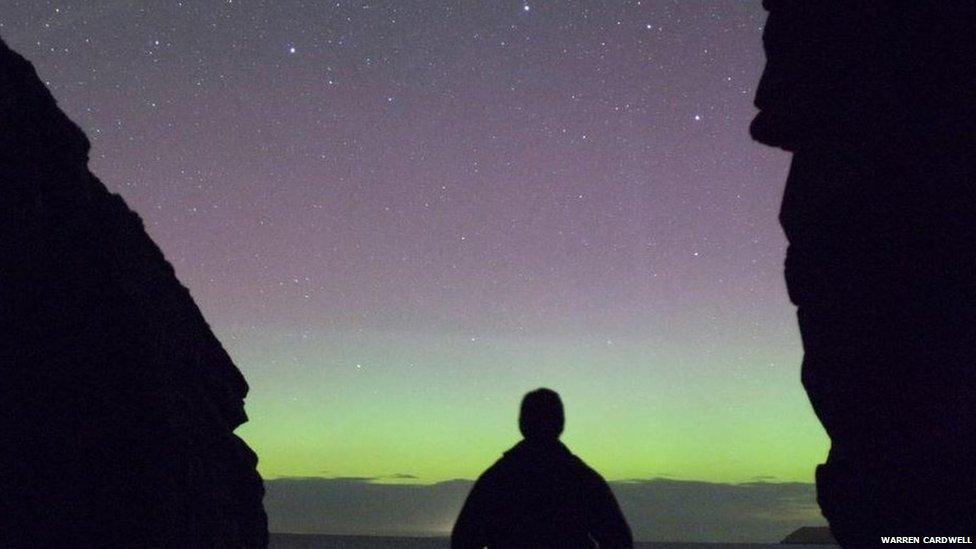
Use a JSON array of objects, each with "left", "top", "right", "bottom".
[{"left": 518, "top": 388, "right": 564, "bottom": 441}]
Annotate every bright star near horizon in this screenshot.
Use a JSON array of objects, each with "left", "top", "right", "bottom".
[
  {"left": 288, "top": 46, "right": 296, "bottom": 54},
  {"left": 523, "top": 5, "right": 530, "bottom": 12}
]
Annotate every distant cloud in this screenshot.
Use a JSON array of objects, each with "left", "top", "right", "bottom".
[
  {"left": 611, "top": 478, "right": 824, "bottom": 543},
  {"left": 264, "top": 476, "right": 825, "bottom": 543}
]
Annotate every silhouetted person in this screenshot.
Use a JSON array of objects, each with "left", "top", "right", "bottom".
[
  {"left": 451, "top": 389, "right": 632, "bottom": 548},
  {"left": 753, "top": 2, "right": 976, "bottom": 545}
]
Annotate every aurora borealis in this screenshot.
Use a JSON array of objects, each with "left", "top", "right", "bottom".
[{"left": 1, "top": 0, "right": 826, "bottom": 487}]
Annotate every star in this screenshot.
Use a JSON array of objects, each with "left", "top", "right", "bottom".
[{"left": 8, "top": 0, "right": 815, "bottom": 493}]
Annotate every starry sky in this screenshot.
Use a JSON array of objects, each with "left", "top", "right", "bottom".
[{"left": 1, "top": 1, "right": 827, "bottom": 486}]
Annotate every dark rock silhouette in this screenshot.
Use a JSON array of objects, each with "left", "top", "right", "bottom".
[
  {"left": 451, "top": 389, "right": 633, "bottom": 548},
  {"left": 0, "top": 37, "right": 267, "bottom": 546},
  {"left": 753, "top": 1, "right": 976, "bottom": 545},
  {"left": 781, "top": 527, "right": 835, "bottom": 545}
]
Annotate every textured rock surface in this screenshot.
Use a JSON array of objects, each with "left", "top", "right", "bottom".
[
  {"left": 753, "top": 2, "right": 976, "bottom": 545},
  {"left": 0, "top": 37, "right": 267, "bottom": 547}
]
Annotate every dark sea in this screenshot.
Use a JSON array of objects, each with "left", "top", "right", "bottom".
[{"left": 269, "top": 533, "right": 835, "bottom": 548}]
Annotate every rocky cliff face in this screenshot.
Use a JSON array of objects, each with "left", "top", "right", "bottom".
[
  {"left": 0, "top": 38, "right": 267, "bottom": 547},
  {"left": 752, "top": 3, "right": 976, "bottom": 544}
]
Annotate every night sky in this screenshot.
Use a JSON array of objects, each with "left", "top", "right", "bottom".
[{"left": 1, "top": 1, "right": 826, "bottom": 487}]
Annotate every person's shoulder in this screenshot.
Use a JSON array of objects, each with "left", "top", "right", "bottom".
[
  {"left": 474, "top": 449, "right": 517, "bottom": 484},
  {"left": 563, "top": 449, "right": 609, "bottom": 485}
]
